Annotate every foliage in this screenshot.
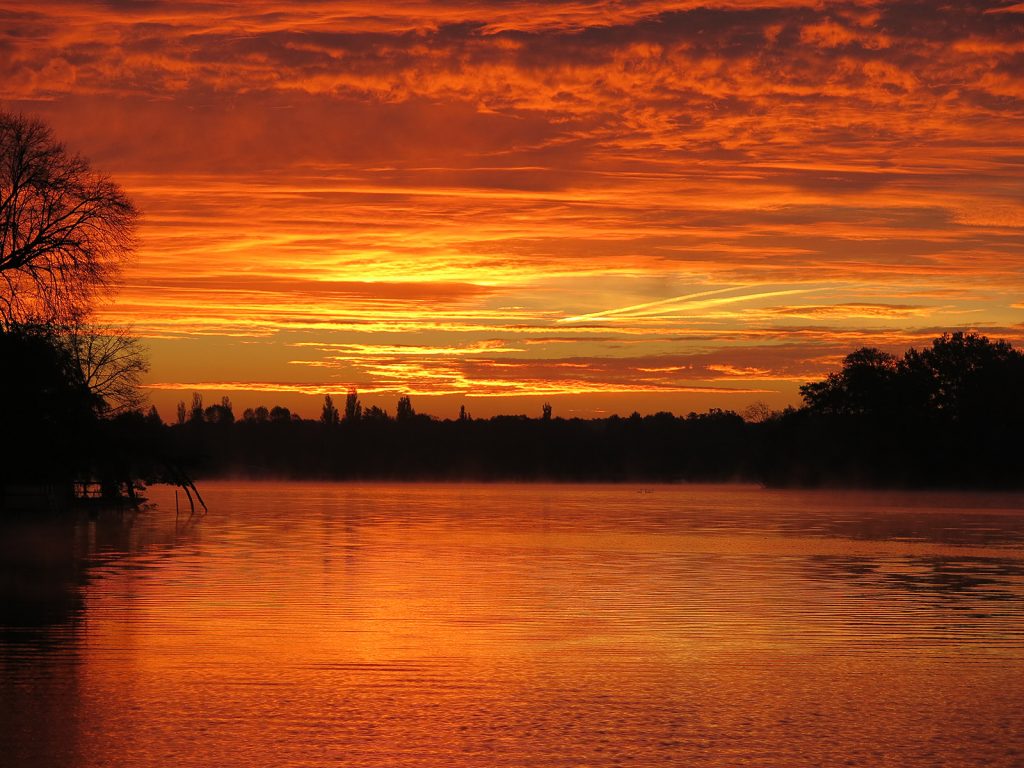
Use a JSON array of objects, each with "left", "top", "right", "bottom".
[
  {"left": 774, "top": 332, "right": 1024, "bottom": 487},
  {"left": 395, "top": 395, "right": 415, "bottom": 421},
  {"left": 204, "top": 396, "right": 234, "bottom": 425},
  {"left": 320, "top": 394, "right": 340, "bottom": 426},
  {"left": 0, "top": 324, "right": 97, "bottom": 483},
  {"left": 344, "top": 389, "right": 361, "bottom": 422}
]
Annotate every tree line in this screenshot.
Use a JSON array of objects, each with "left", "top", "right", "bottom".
[
  {"left": 164, "top": 391, "right": 755, "bottom": 482},
  {"left": 158, "top": 331, "right": 1024, "bottom": 488}
]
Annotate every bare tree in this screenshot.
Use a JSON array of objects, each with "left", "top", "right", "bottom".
[
  {"left": 65, "top": 324, "right": 149, "bottom": 416},
  {"left": 0, "top": 111, "right": 138, "bottom": 325},
  {"left": 742, "top": 400, "right": 773, "bottom": 423}
]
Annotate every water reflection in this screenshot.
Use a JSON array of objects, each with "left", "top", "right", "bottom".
[
  {"left": 1, "top": 483, "right": 1022, "bottom": 768},
  {"left": 1, "top": 517, "right": 85, "bottom": 641},
  {"left": 0, "top": 509, "right": 196, "bottom": 768}
]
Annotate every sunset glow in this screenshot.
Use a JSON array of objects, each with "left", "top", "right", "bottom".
[{"left": 5, "top": 0, "right": 1022, "bottom": 417}]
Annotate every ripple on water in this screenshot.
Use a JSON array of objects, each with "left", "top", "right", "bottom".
[{"left": 1, "top": 482, "right": 1022, "bottom": 767}]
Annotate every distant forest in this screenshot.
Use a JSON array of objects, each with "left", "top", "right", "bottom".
[
  {"left": 118, "top": 331, "right": 1020, "bottom": 489},
  {"left": 5, "top": 324, "right": 1024, "bottom": 491}
]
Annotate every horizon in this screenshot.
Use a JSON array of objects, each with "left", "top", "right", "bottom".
[{"left": 154, "top": 391, "right": 764, "bottom": 424}]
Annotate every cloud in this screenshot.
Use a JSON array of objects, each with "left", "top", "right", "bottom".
[
  {"left": 763, "top": 303, "right": 934, "bottom": 319},
  {"left": 4, "top": 1, "right": 1023, "bottom": 413}
]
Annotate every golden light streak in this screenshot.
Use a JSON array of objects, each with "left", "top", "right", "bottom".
[{"left": 142, "top": 379, "right": 775, "bottom": 398}]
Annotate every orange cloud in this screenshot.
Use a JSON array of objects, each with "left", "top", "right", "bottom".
[{"left": 3, "top": 1, "right": 1022, "bottom": 417}]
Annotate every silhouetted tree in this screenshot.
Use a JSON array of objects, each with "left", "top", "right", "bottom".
[
  {"left": 541, "top": 402, "right": 552, "bottom": 421},
  {"left": 344, "top": 388, "right": 361, "bottom": 422},
  {"left": 321, "top": 394, "right": 340, "bottom": 426},
  {"left": 204, "top": 396, "right": 234, "bottom": 425},
  {"left": 903, "top": 332, "right": 1024, "bottom": 421},
  {"left": 270, "top": 405, "right": 291, "bottom": 423},
  {"left": 0, "top": 115, "right": 160, "bottom": 505},
  {"left": 176, "top": 400, "right": 187, "bottom": 425},
  {"left": 800, "top": 348, "right": 898, "bottom": 416},
  {"left": 396, "top": 395, "right": 415, "bottom": 421},
  {"left": 0, "top": 111, "right": 138, "bottom": 325},
  {"left": 0, "top": 324, "right": 96, "bottom": 483},
  {"left": 189, "top": 392, "right": 204, "bottom": 423},
  {"left": 65, "top": 324, "right": 148, "bottom": 416},
  {"left": 459, "top": 404, "right": 470, "bottom": 422},
  {"left": 742, "top": 401, "right": 772, "bottom": 423},
  {"left": 768, "top": 332, "right": 1024, "bottom": 488},
  {"left": 363, "top": 405, "right": 389, "bottom": 422}
]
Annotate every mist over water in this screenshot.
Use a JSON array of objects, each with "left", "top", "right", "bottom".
[{"left": 2, "top": 483, "right": 1022, "bottom": 767}]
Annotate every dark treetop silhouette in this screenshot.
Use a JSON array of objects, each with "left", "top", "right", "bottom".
[
  {"left": 767, "top": 332, "right": 1024, "bottom": 488},
  {"left": 157, "top": 333, "right": 1023, "bottom": 489},
  {"left": 0, "top": 112, "right": 137, "bottom": 327}
]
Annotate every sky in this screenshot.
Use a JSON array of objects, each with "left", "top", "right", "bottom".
[{"left": 3, "top": 0, "right": 1022, "bottom": 419}]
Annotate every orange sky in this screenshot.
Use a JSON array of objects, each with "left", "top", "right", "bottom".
[{"left": 3, "top": 0, "right": 1022, "bottom": 418}]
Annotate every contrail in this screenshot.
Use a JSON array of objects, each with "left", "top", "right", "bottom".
[
  {"left": 558, "top": 286, "right": 752, "bottom": 324},
  {"left": 558, "top": 286, "right": 826, "bottom": 323}
]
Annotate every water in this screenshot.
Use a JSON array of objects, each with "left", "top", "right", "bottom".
[{"left": 2, "top": 482, "right": 1022, "bottom": 767}]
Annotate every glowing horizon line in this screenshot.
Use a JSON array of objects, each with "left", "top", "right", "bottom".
[{"left": 141, "top": 381, "right": 777, "bottom": 397}]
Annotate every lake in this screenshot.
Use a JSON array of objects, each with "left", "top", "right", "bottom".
[{"left": 2, "top": 482, "right": 1022, "bottom": 767}]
